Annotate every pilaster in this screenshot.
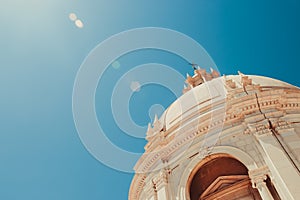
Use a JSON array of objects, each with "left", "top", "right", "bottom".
[
  {"left": 153, "top": 170, "right": 170, "bottom": 200},
  {"left": 252, "top": 123, "right": 300, "bottom": 200}
]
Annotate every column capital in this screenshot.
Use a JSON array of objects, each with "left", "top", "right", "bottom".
[
  {"left": 153, "top": 170, "right": 168, "bottom": 190},
  {"left": 248, "top": 166, "right": 269, "bottom": 188}
]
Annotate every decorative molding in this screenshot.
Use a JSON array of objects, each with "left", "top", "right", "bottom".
[
  {"left": 270, "top": 120, "right": 293, "bottom": 132},
  {"left": 153, "top": 170, "right": 168, "bottom": 190},
  {"left": 144, "top": 180, "right": 157, "bottom": 198},
  {"left": 241, "top": 76, "right": 253, "bottom": 87},
  {"left": 183, "top": 67, "right": 220, "bottom": 93},
  {"left": 225, "top": 78, "right": 236, "bottom": 89},
  {"left": 129, "top": 75, "right": 300, "bottom": 200},
  {"left": 245, "top": 119, "right": 272, "bottom": 137},
  {"left": 200, "top": 175, "right": 249, "bottom": 199},
  {"left": 248, "top": 166, "right": 269, "bottom": 188}
]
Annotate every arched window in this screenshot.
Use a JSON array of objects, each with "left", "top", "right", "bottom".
[{"left": 188, "top": 155, "right": 262, "bottom": 200}]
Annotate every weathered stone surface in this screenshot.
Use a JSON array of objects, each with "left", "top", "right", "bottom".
[{"left": 129, "top": 73, "right": 300, "bottom": 200}]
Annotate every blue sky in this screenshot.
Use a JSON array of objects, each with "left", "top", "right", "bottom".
[{"left": 0, "top": 0, "right": 299, "bottom": 199}]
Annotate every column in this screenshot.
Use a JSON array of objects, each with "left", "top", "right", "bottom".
[
  {"left": 249, "top": 166, "right": 274, "bottom": 200},
  {"left": 153, "top": 171, "right": 170, "bottom": 200}
]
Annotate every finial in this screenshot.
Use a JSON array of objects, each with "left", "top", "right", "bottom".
[
  {"left": 210, "top": 68, "right": 220, "bottom": 78},
  {"left": 153, "top": 114, "right": 158, "bottom": 124},
  {"left": 147, "top": 123, "right": 152, "bottom": 130},
  {"left": 147, "top": 123, "right": 152, "bottom": 134},
  {"left": 238, "top": 71, "right": 244, "bottom": 76},
  {"left": 188, "top": 62, "right": 198, "bottom": 70}
]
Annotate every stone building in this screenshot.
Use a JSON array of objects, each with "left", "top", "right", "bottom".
[{"left": 129, "top": 68, "right": 300, "bottom": 200}]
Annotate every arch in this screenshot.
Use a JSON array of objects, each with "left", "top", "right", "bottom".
[{"left": 177, "top": 146, "right": 259, "bottom": 200}]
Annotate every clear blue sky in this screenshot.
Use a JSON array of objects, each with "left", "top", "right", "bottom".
[{"left": 0, "top": 0, "right": 299, "bottom": 199}]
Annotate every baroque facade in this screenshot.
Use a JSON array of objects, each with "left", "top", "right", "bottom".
[{"left": 129, "top": 69, "right": 300, "bottom": 200}]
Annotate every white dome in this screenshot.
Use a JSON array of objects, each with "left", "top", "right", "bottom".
[{"left": 162, "top": 75, "right": 297, "bottom": 130}]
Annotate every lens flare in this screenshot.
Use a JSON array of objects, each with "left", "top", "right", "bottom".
[
  {"left": 75, "top": 19, "right": 84, "bottom": 28},
  {"left": 69, "top": 13, "right": 77, "bottom": 21}
]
